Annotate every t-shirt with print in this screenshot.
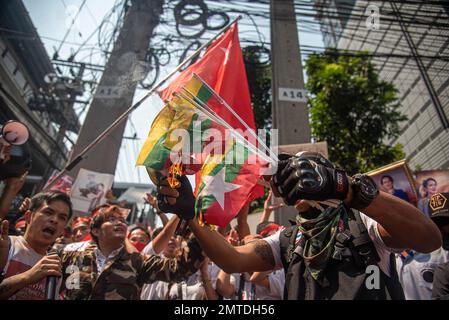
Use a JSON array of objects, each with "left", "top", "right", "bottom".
[
  {"left": 396, "top": 248, "right": 449, "bottom": 300},
  {"left": 2, "top": 236, "right": 46, "bottom": 300},
  {"left": 263, "top": 212, "right": 403, "bottom": 277}
]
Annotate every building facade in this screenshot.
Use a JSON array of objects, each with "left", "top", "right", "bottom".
[
  {"left": 0, "top": 0, "right": 80, "bottom": 194},
  {"left": 315, "top": 0, "right": 449, "bottom": 170}
]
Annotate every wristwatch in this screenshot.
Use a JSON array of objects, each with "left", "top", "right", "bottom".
[{"left": 349, "top": 174, "right": 379, "bottom": 210}]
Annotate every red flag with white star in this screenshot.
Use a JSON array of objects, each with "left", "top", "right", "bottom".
[{"left": 159, "top": 23, "right": 264, "bottom": 201}]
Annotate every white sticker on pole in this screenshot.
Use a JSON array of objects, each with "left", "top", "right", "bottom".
[{"left": 279, "top": 88, "right": 308, "bottom": 103}]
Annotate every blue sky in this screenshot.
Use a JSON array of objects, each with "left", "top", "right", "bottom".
[{"left": 23, "top": 0, "right": 324, "bottom": 184}]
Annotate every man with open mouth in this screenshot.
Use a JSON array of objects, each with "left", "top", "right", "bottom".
[{"left": 0, "top": 191, "right": 72, "bottom": 300}]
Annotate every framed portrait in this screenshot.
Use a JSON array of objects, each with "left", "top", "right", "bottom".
[
  {"left": 367, "top": 159, "right": 417, "bottom": 206},
  {"left": 415, "top": 170, "right": 449, "bottom": 217}
]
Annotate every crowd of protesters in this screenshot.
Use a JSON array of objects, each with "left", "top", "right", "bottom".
[{"left": 0, "top": 150, "right": 448, "bottom": 300}]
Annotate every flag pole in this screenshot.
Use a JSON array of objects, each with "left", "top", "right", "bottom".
[{"left": 43, "top": 16, "right": 242, "bottom": 192}]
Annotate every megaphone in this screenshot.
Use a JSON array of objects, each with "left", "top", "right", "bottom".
[{"left": 0, "top": 120, "right": 29, "bottom": 162}]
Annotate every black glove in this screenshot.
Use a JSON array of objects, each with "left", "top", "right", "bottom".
[
  {"left": 157, "top": 175, "right": 195, "bottom": 220},
  {"left": 272, "top": 156, "right": 349, "bottom": 205}
]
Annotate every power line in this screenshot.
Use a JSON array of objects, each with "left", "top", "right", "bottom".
[{"left": 55, "top": 0, "right": 87, "bottom": 55}]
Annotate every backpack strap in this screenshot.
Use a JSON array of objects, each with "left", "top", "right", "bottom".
[
  {"left": 279, "top": 225, "right": 300, "bottom": 272},
  {"left": 346, "top": 208, "right": 380, "bottom": 269}
]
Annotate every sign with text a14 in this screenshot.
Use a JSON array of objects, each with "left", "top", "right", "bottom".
[{"left": 279, "top": 88, "right": 308, "bottom": 103}]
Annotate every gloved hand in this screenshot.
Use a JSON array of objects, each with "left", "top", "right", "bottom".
[
  {"left": 271, "top": 156, "right": 349, "bottom": 205},
  {"left": 157, "top": 175, "right": 195, "bottom": 220}
]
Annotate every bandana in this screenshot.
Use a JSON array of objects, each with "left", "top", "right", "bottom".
[
  {"left": 130, "top": 240, "right": 147, "bottom": 252},
  {"left": 297, "top": 205, "right": 348, "bottom": 284}
]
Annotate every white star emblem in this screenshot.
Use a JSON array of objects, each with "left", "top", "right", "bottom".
[{"left": 198, "top": 167, "right": 241, "bottom": 210}]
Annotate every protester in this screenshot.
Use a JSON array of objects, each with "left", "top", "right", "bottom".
[
  {"left": 127, "top": 225, "right": 151, "bottom": 252},
  {"left": 58, "top": 204, "right": 205, "bottom": 300},
  {"left": 0, "top": 172, "right": 28, "bottom": 220},
  {"left": 14, "top": 218, "right": 26, "bottom": 236},
  {"left": 256, "top": 221, "right": 281, "bottom": 238},
  {"left": 157, "top": 152, "right": 442, "bottom": 300},
  {"left": 427, "top": 192, "right": 449, "bottom": 300},
  {"left": 54, "top": 226, "right": 73, "bottom": 245},
  {"left": 140, "top": 213, "right": 218, "bottom": 300},
  {"left": 396, "top": 192, "right": 449, "bottom": 299},
  {"left": 0, "top": 136, "right": 31, "bottom": 220},
  {"left": 0, "top": 191, "right": 72, "bottom": 299},
  {"left": 71, "top": 216, "right": 91, "bottom": 242}
]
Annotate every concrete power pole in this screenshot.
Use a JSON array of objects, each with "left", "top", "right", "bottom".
[
  {"left": 68, "top": 0, "right": 164, "bottom": 177},
  {"left": 270, "top": 0, "right": 311, "bottom": 226}
]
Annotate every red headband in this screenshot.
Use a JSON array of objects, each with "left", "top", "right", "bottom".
[
  {"left": 258, "top": 223, "right": 280, "bottom": 237},
  {"left": 72, "top": 217, "right": 91, "bottom": 229},
  {"left": 15, "top": 220, "right": 26, "bottom": 229}
]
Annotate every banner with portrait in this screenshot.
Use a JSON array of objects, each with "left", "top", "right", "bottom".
[
  {"left": 70, "top": 168, "right": 114, "bottom": 216},
  {"left": 367, "top": 159, "right": 417, "bottom": 206},
  {"left": 415, "top": 170, "right": 449, "bottom": 217},
  {"left": 43, "top": 170, "right": 73, "bottom": 194}
]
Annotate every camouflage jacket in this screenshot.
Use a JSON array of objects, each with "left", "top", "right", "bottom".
[{"left": 60, "top": 239, "right": 204, "bottom": 300}]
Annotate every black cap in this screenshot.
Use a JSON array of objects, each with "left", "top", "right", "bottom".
[{"left": 429, "top": 192, "right": 449, "bottom": 226}]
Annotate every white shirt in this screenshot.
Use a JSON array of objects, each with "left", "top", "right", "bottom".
[
  {"left": 229, "top": 269, "right": 285, "bottom": 300},
  {"left": 140, "top": 242, "right": 158, "bottom": 300},
  {"left": 396, "top": 248, "right": 449, "bottom": 300},
  {"left": 93, "top": 246, "right": 123, "bottom": 273},
  {"left": 63, "top": 241, "right": 90, "bottom": 252},
  {"left": 140, "top": 242, "right": 219, "bottom": 300},
  {"left": 263, "top": 213, "right": 402, "bottom": 277}
]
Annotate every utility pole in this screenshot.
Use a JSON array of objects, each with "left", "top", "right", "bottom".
[
  {"left": 270, "top": 0, "right": 311, "bottom": 226},
  {"left": 68, "top": 0, "right": 164, "bottom": 177}
]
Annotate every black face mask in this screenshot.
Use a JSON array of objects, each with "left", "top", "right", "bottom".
[{"left": 443, "top": 234, "right": 449, "bottom": 251}]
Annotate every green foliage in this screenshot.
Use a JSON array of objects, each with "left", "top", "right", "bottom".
[
  {"left": 243, "top": 46, "right": 272, "bottom": 130},
  {"left": 413, "top": 163, "right": 423, "bottom": 176},
  {"left": 305, "top": 49, "right": 407, "bottom": 174}
]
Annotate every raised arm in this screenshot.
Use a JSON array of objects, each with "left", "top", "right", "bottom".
[
  {"left": 146, "top": 214, "right": 180, "bottom": 254},
  {"left": 138, "top": 237, "right": 205, "bottom": 285},
  {"left": 271, "top": 154, "right": 442, "bottom": 253},
  {"left": 199, "top": 258, "right": 218, "bottom": 300},
  {"left": 188, "top": 219, "right": 275, "bottom": 274},
  {"left": 155, "top": 175, "right": 275, "bottom": 274},
  {"left": 360, "top": 190, "right": 442, "bottom": 252},
  {"left": 260, "top": 191, "right": 284, "bottom": 223},
  {"left": 236, "top": 203, "right": 250, "bottom": 240}
]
